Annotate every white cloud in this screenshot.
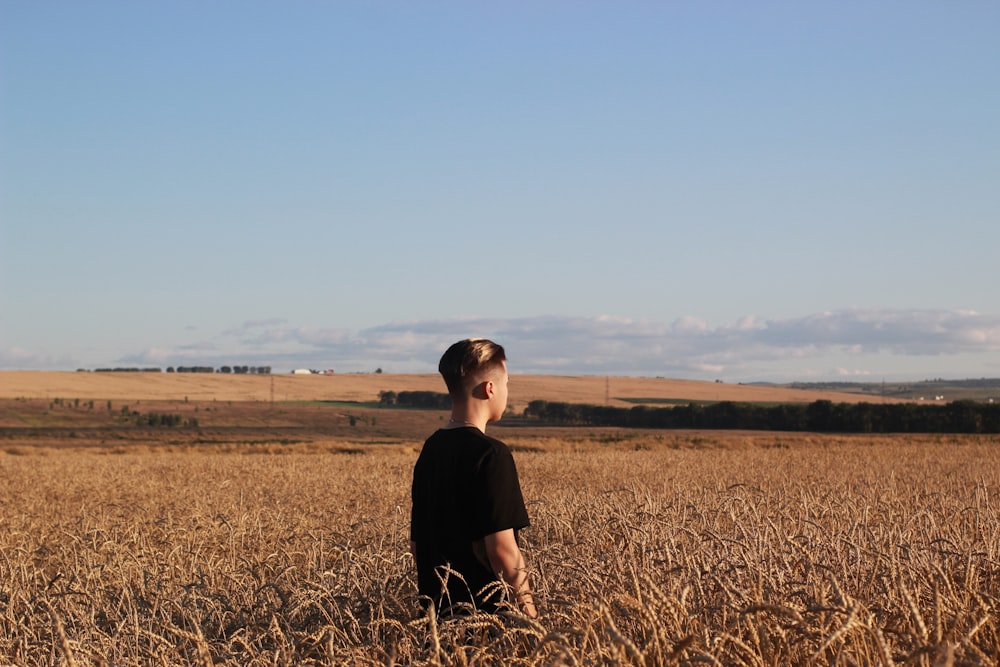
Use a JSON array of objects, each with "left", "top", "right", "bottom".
[
  {"left": 178, "top": 342, "right": 218, "bottom": 352},
  {"left": 0, "top": 346, "right": 76, "bottom": 370},
  {"left": 672, "top": 316, "right": 710, "bottom": 334},
  {"left": 261, "top": 308, "right": 1000, "bottom": 377},
  {"left": 750, "top": 308, "right": 1000, "bottom": 355},
  {"left": 7, "top": 307, "right": 993, "bottom": 379},
  {"left": 835, "top": 368, "right": 874, "bottom": 377}
]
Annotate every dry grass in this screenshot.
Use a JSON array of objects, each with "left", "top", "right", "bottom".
[{"left": 2, "top": 433, "right": 997, "bottom": 665}]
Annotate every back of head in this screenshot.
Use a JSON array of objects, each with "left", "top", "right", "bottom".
[{"left": 439, "top": 338, "right": 506, "bottom": 398}]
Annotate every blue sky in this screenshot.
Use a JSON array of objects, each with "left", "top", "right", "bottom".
[{"left": 2, "top": 2, "right": 998, "bottom": 381}]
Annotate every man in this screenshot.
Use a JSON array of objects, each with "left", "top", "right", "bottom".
[{"left": 410, "top": 338, "right": 538, "bottom": 618}]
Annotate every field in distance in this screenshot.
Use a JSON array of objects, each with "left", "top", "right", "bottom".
[
  {"left": 0, "top": 371, "right": 905, "bottom": 409},
  {"left": 0, "top": 371, "right": 917, "bottom": 451}
]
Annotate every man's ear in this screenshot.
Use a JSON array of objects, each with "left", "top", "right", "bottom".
[{"left": 472, "top": 381, "right": 491, "bottom": 400}]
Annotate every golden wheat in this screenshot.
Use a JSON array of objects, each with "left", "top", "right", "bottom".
[{"left": 1, "top": 435, "right": 998, "bottom": 665}]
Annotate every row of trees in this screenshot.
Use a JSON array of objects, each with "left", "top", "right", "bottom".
[
  {"left": 169, "top": 366, "right": 273, "bottom": 374},
  {"left": 88, "top": 366, "right": 273, "bottom": 374},
  {"left": 523, "top": 399, "right": 1000, "bottom": 434},
  {"left": 92, "top": 368, "right": 163, "bottom": 373},
  {"left": 379, "top": 390, "right": 451, "bottom": 409},
  {"left": 215, "top": 366, "right": 272, "bottom": 374}
]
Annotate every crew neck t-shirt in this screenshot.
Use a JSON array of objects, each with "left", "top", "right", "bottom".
[{"left": 410, "top": 427, "right": 530, "bottom": 614}]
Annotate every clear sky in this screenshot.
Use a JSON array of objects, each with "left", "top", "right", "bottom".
[{"left": 2, "top": 1, "right": 998, "bottom": 381}]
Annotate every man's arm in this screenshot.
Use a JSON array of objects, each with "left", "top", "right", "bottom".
[{"left": 483, "top": 528, "right": 538, "bottom": 618}]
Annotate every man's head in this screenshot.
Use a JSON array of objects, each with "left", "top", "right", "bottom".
[{"left": 439, "top": 338, "right": 508, "bottom": 419}]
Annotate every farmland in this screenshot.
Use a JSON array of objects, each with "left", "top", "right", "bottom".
[
  {"left": 1, "top": 373, "right": 997, "bottom": 665},
  {"left": 0, "top": 370, "right": 901, "bottom": 408}
]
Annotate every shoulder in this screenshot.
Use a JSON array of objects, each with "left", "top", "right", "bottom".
[
  {"left": 475, "top": 432, "right": 517, "bottom": 471},
  {"left": 416, "top": 428, "right": 498, "bottom": 462},
  {"left": 462, "top": 429, "right": 511, "bottom": 456},
  {"left": 418, "top": 427, "right": 514, "bottom": 457},
  {"left": 482, "top": 432, "right": 512, "bottom": 456},
  {"left": 423, "top": 427, "right": 506, "bottom": 449}
]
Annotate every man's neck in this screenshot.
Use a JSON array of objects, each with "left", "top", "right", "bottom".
[{"left": 446, "top": 409, "right": 486, "bottom": 432}]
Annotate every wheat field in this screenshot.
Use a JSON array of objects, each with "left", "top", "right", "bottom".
[
  {"left": 2, "top": 432, "right": 997, "bottom": 666},
  {"left": 0, "top": 371, "right": 897, "bottom": 408}
]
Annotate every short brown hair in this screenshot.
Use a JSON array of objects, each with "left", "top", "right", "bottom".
[{"left": 438, "top": 338, "right": 506, "bottom": 397}]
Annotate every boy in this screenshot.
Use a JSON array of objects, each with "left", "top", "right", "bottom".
[{"left": 410, "top": 339, "right": 537, "bottom": 618}]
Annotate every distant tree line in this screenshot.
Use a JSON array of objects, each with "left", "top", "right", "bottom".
[
  {"left": 214, "top": 366, "right": 272, "bottom": 374},
  {"left": 791, "top": 377, "right": 1000, "bottom": 390},
  {"left": 92, "top": 367, "right": 164, "bottom": 373},
  {"left": 87, "top": 366, "right": 272, "bottom": 374},
  {"left": 523, "top": 399, "right": 1000, "bottom": 434},
  {"left": 379, "top": 390, "right": 451, "bottom": 409}
]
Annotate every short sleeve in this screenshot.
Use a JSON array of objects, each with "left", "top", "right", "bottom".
[{"left": 470, "top": 442, "right": 529, "bottom": 539}]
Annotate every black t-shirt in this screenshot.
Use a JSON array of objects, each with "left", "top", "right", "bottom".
[{"left": 410, "top": 427, "right": 530, "bottom": 614}]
